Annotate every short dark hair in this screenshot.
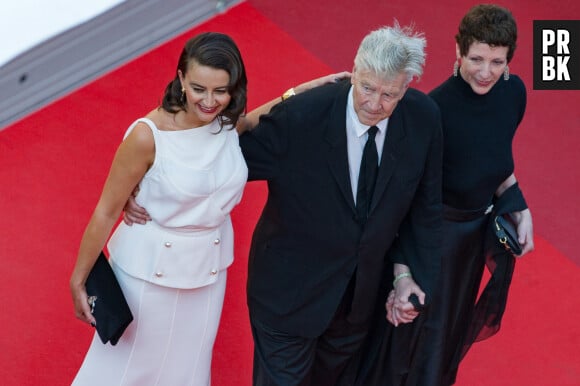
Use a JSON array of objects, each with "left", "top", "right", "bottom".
[
  {"left": 455, "top": 4, "right": 518, "bottom": 63},
  {"left": 162, "top": 32, "right": 247, "bottom": 128}
]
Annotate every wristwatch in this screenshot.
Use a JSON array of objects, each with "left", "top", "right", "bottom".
[{"left": 281, "top": 87, "right": 296, "bottom": 101}]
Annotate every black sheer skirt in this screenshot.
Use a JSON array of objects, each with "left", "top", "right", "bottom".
[{"left": 340, "top": 205, "right": 516, "bottom": 386}]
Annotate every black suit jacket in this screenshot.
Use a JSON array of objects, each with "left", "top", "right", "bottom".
[{"left": 239, "top": 80, "right": 442, "bottom": 337}]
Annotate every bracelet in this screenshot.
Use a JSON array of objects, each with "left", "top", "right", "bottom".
[
  {"left": 393, "top": 272, "right": 412, "bottom": 286},
  {"left": 281, "top": 87, "right": 296, "bottom": 101}
]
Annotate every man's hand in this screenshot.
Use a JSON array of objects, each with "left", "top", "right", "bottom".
[
  {"left": 386, "top": 266, "right": 426, "bottom": 326},
  {"left": 123, "top": 188, "right": 151, "bottom": 225}
]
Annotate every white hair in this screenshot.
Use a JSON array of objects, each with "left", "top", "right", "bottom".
[{"left": 354, "top": 22, "right": 426, "bottom": 83}]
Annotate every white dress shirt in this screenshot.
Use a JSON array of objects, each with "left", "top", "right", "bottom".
[{"left": 346, "top": 86, "right": 389, "bottom": 203}]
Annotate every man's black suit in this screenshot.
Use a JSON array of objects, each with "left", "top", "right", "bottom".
[{"left": 239, "top": 80, "right": 443, "bottom": 376}]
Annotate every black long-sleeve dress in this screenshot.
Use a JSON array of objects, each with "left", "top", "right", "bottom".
[{"left": 343, "top": 73, "right": 528, "bottom": 386}]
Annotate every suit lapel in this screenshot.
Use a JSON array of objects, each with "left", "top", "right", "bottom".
[
  {"left": 370, "top": 105, "right": 406, "bottom": 213},
  {"left": 325, "top": 84, "right": 357, "bottom": 213},
  {"left": 323, "top": 83, "right": 409, "bottom": 215}
]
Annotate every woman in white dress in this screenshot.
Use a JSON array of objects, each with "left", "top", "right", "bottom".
[{"left": 69, "top": 32, "right": 249, "bottom": 386}]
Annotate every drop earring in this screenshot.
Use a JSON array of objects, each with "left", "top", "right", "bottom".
[
  {"left": 453, "top": 60, "right": 459, "bottom": 77},
  {"left": 503, "top": 65, "right": 510, "bottom": 81}
]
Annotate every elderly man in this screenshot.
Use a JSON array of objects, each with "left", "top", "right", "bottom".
[{"left": 239, "top": 23, "right": 442, "bottom": 385}]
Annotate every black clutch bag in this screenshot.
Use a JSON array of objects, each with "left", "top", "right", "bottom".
[
  {"left": 85, "top": 251, "right": 133, "bottom": 345},
  {"left": 493, "top": 215, "right": 522, "bottom": 256}
]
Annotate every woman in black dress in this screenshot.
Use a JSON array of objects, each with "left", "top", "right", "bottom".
[{"left": 345, "top": 4, "right": 535, "bottom": 385}]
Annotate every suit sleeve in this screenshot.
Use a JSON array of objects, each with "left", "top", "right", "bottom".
[
  {"left": 390, "top": 103, "right": 444, "bottom": 302},
  {"left": 239, "top": 102, "right": 290, "bottom": 181}
]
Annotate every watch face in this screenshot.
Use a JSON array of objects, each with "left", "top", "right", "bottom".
[{"left": 282, "top": 88, "right": 295, "bottom": 100}]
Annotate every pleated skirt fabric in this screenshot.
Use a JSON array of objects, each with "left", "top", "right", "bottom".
[
  {"left": 343, "top": 209, "right": 490, "bottom": 386},
  {"left": 431, "top": 211, "right": 489, "bottom": 385},
  {"left": 72, "top": 261, "right": 227, "bottom": 386}
]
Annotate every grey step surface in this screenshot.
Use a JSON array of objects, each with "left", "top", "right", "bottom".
[{"left": 0, "top": 0, "right": 240, "bottom": 130}]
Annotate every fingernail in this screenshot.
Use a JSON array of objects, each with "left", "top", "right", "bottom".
[{"left": 91, "top": 322, "right": 96, "bottom": 327}]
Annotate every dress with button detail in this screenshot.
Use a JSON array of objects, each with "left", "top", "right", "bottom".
[{"left": 72, "top": 118, "right": 247, "bottom": 386}]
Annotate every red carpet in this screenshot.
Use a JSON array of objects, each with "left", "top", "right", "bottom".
[{"left": 1, "top": 1, "right": 579, "bottom": 385}]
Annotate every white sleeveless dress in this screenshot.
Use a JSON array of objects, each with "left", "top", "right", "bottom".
[{"left": 72, "top": 118, "right": 247, "bottom": 386}]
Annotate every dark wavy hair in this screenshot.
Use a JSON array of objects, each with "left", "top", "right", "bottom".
[
  {"left": 161, "top": 32, "right": 247, "bottom": 129},
  {"left": 455, "top": 4, "right": 518, "bottom": 63}
]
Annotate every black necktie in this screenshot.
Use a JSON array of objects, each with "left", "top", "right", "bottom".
[{"left": 356, "top": 126, "right": 379, "bottom": 224}]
